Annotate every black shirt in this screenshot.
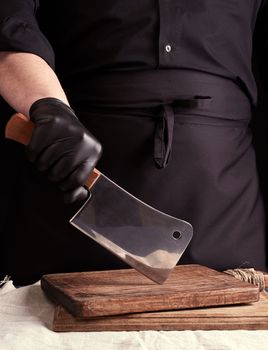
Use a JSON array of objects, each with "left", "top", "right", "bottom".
[{"left": 0, "top": 1, "right": 267, "bottom": 104}]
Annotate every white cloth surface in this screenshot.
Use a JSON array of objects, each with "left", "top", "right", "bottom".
[{"left": 1, "top": 281, "right": 268, "bottom": 350}]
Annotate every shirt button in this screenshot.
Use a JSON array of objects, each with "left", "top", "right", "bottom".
[{"left": 165, "top": 44, "right": 172, "bottom": 53}]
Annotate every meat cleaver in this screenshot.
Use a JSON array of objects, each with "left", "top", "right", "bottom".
[{"left": 5, "top": 113, "right": 193, "bottom": 284}]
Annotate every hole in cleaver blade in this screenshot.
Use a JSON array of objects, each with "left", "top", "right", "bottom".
[{"left": 70, "top": 173, "right": 193, "bottom": 284}]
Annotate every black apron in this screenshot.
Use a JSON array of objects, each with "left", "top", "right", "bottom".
[{"left": 1, "top": 70, "right": 266, "bottom": 285}]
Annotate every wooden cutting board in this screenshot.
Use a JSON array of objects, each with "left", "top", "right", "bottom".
[
  {"left": 52, "top": 292, "right": 268, "bottom": 332},
  {"left": 41, "top": 264, "right": 259, "bottom": 318}
]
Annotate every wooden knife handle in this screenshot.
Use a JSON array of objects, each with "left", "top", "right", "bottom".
[{"left": 5, "top": 113, "right": 101, "bottom": 189}]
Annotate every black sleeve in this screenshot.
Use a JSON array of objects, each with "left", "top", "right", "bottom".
[{"left": 0, "top": 0, "right": 55, "bottom": 68}]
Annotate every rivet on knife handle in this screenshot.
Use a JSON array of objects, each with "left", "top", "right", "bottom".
[{"left": 5, "top": 113, "right": 101, "bottom": 189}]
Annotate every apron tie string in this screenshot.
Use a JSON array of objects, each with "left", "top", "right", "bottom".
[
  {"left": 153, "top": 97, "right": 213, "bottom": 169},
  {"left": 154, "top": 104, "right": 174, "bottom": 169}
]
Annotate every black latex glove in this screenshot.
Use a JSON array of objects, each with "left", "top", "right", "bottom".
[{"left": 26, "top": 97, "right": 102, "bottom": 204}]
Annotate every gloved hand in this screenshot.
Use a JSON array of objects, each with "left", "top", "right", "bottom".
[{"left": 26, "top": 97, "right": 102, "bottom": 203}]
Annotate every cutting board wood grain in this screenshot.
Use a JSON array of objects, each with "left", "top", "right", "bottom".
[
  {"left": 41, "top": 264, "right": 259, "bottom": 318},
  {"left": 52, "top": 292, "right": 268, "bottom": 332}
]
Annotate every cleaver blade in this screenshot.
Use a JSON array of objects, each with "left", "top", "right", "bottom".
[{"left": 5, "top": 113, "right": 193, "bottom": 284}]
